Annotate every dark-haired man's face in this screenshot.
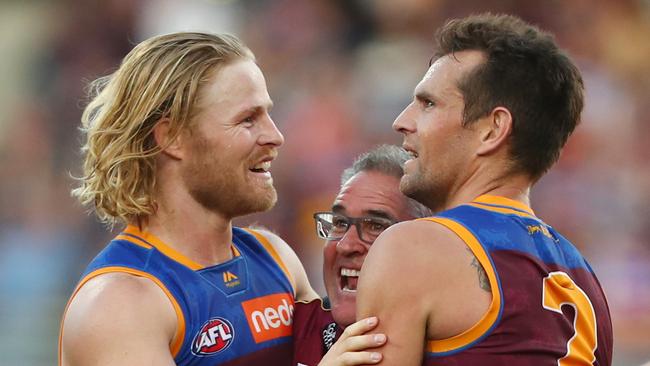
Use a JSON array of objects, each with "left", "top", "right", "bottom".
[{"left": 392, "top": 50, "right": 485, "bottom": 211}]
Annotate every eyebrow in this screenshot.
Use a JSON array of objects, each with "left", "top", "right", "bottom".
[
  {"left": 331, "top": 203, "right": 346, "bottom": 214},
  {"left": 363, "top": 209, "right": 396, "bottom": 221},
  {"left": 233, "top": 102, "right": 274, "bottom": 120},
  {"left": 415, "top": 90, "right": 435, "bottom": 103},
  {"left": 331, "top": 204, "right": 395, "bottom": 222}
]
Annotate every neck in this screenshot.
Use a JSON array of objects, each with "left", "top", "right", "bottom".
[
  {"left": 142, "top": 183, "right": 235, "bottom": 267},
  {"left": 444, "top": 163, "right": 532, "bottom": 211}
]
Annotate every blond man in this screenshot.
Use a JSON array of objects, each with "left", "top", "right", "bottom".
[{"left": 60, "top": 32, "right": 378, "bottom": 366}]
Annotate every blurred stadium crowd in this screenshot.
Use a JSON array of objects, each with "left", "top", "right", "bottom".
[{"left": 0, "top": 0, "right": 648, "bottom": 365}]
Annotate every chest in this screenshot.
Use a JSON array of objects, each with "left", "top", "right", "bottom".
[{"left": 173, "top": 254, "right": 295, "bottom": 365}]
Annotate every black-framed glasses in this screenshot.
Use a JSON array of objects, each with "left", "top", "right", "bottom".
[{"left": 313, "top": 212, "right": 395, "bottom": 245}]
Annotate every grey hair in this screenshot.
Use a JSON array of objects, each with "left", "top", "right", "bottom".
[{"left": 340, "top": 145, "right": 432, "bottom": 218}]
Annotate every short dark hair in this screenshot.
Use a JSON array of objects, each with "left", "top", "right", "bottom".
[
  {"left": 434, "top": 13, "right": 584, "bottom": 180},
  {"left": 341, "top": 145, "right": 432, "bottom": 218}
]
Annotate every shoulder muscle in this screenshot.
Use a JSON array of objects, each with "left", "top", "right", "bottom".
[
  {"left": 61, "top": 272, "right": 177, "bottom": 366},
  {"left": 356, "top": 219, "right": 487, "bottom": 365}
]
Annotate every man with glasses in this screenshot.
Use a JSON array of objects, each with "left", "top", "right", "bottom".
[{"left": 292, "top": 145, "right": 431, "bottom": 366}]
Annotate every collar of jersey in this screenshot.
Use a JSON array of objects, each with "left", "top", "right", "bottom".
[
  {"left": 122, "top": 225, "right": 241, "bottom": 271},
  {"left": 471, "top": 194, "right": 535, "bottom": 215}
]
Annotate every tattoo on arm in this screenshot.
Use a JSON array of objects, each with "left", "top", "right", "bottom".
[{"left": 469, "top": 254, "right": 492, "bottom": 293}]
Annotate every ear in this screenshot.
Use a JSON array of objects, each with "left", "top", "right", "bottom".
[
  {"left": 476, "top": 107, "right": 513, "bottom": 156},
  {"left": 153, "top": 118, "right": 185, "bottom": 160}
]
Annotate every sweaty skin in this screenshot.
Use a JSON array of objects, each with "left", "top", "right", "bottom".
[
  {"left": 61, "top": 59, "right": 318, "bottom": 366},
  {"left": 357, "top": 51, "right": 501, "bottom": 365}
]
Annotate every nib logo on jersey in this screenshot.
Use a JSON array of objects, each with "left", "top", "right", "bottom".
[
  {"left": 191, "top": 317, "right": 234, "bottom": 356},
  {"left": 241, "top": 292, "right": 294, "bottom": 343}
]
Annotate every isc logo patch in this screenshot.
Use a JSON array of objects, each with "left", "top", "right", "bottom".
[
  {"left": 191, "top": 317, "right": 234, "bottom": 356},
  {"left": 241, "top": 293, "right": 294, "bottom": 343}
]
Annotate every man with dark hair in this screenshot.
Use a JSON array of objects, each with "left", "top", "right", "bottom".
[
  {"left": 357, "top": 14, "right": 613, "bottom": 365},
  {"left": 293, "top": 145, "right": 431, "bottom": 366}
]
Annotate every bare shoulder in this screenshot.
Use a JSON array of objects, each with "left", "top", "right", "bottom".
[
  {"left": 360, "top": 218, "right": 493, "bottom": 341},
  {"left": 355, "top": 219, "right": 473, "bottom": 365},
  {"left": 64, "top": 272, "right": 175, "bottom": 322},
  {"left": 61, "top": 273, "right": 177, "bottom": 366},
  {"left": 367, "top": 219, "right": 469, "bottom": 263},
  {"left": 358, "top": 218, "right": 481, "bottom": 318}
]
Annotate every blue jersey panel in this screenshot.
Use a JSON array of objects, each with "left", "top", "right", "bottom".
[
  {"left": 422, "top": 197, "right": 612, "bottom": 366},
  {"left": 78, "top": 226, "right": 295, "bottom": 366},
  {"left": 438, "top": 205, "right": 592, "bottom": 271}
]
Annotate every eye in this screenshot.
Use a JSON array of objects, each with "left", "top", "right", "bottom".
[
  {"left": 363, "top": 219, "right": 392, "bottom": 235},
  {"left": 423, "top": 99, "right": 435, "bottom": 109},
  {"left": 240, "top": 116, "right": 255, "bottom": 127},
  {"left": 332, "top": 216, "right": 349, "bottom": 229}
]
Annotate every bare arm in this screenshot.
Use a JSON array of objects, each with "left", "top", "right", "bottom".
[
  {"left": 355, "top": 222, "right": 430, "bottom": 366},
  {"left": 61, "top": 273, "right": 178, "bottom": 366},
  {"left": 356, "top": 220, "right": 491, "bottom": 365}
]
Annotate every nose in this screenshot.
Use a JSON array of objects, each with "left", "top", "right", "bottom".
[
  {"left": 260, "top": 115, "right": 285, "bottom": 147},
  {"left": 393, "top": 102, "right": 416, "bottom": 135},
  {"left": 335, "top": 228, "right": 368, "bottom": 256}
]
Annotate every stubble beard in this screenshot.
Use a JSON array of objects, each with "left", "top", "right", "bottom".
[
  {"left": 183, "top": 148, "right": 278, "bottom": 219},
  {"left": 400, "top": 169, "right": 448, "bottom": 213},
  {"left": 191, "top": 178, "right": 277, "bottom": 218}
]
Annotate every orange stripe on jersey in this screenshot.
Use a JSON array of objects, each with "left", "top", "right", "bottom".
[
  {"left": 295, "top": 297, "right": 330, "bottom": 311},
  {"left": 115, "top": 234, "right": 152, "bottom": 249},
  {"left": 468, "top": 203, "right": 537, "bottom": 219},
  {"left": 420, "top": 217, "right": 502, "bottom": 354},
  {"left": 123, "top": 225, "right": 241, "bottom": 269},
  {"left": 473, "top": 195, "right": 535, "bottom": 215},
  {"left": 58, "top": 266, "right": 186, "bottom": 364},
  {"left": 231, "top": 243, "right": 241, "bottom": 257},
  {"left": 243, "top": 228, "right": 296, "bottom": 296},
  {"left": 124, "top": 225, "right": 204, "bottom": 271}
]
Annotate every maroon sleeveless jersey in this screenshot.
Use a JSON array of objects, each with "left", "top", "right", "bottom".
[
  {"left": 421, "top": 196, "right": 613, "bottom": 365},
  {"left": 292, "top": 299, "right": 342, "bottom": 365}
]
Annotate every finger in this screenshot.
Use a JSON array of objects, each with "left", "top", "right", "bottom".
[
  {"left": 341, "top": 316, "right": 379, "bottom": 338},
  {"left": 339, "top": 351, "right": 383, "bottom": 365},
  {"left": 340, "top": 333, "right": 387, "bottom": 352}
]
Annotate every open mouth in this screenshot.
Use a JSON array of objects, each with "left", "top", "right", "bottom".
[
  {"left": 249, "top": 160, "right": 271, "bottom": 173},
  {"left": 405, "top": 149, "right": 418, "bottom": 159},
  {"left": 340, "top": 267, "right": 360, "bottom": 293},
  {"left": 402, "top": 145, "right": 418, "bottom": 159}
]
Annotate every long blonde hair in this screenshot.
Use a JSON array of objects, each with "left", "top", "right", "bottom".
[{"left": 72, "top": 32, "right": 253, "bottom": 227}]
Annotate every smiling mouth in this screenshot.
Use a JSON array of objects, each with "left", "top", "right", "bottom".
[
  {"left": 402, "top": 145, "right": 418, "bottom": 159},
  {"left": 249, "top": 160, "right": 271, "bottom": 173},
  {"left": 405, "top": 149, "right": 418, "bottom": 159},
  {"left": 340, "top": 267, "right": 360, "bottom": 293}
]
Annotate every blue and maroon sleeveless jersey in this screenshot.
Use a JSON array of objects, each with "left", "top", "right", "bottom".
[
  {"left": 421, "top": 195, "right": 613, "bottom": 366},
  {"left": 292, "top": 299, "right": 342, "bottom": 366},
  {"left": 60, "top": 225, "right": 296, "bottom": 366}
]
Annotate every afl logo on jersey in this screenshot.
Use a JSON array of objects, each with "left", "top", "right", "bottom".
[{"left": 191, "top": 317, "right": 234, "bottom": 356}]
